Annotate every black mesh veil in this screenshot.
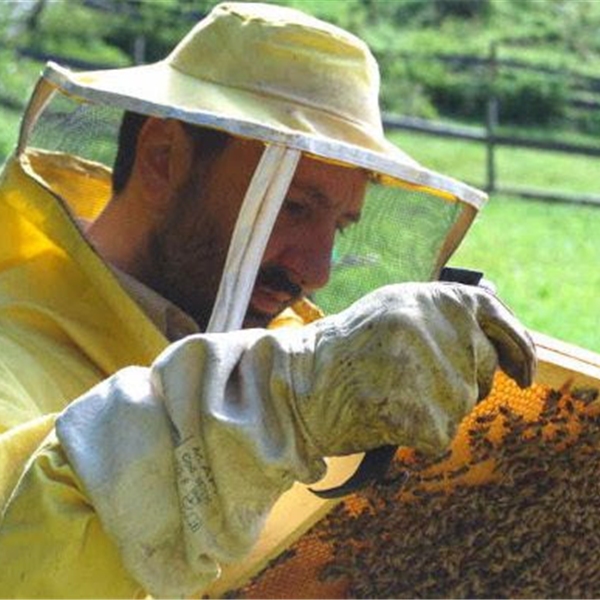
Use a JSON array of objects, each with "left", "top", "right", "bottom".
[
  {"left": 20, "top": 83, "right": 482, "bottom": 322},
  {"left": 315, "top": 183, "right": 463, "bottom": 314}
]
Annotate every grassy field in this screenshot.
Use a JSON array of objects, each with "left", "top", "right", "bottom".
[
  {"left": 389, "top": 130, "right": 600, "bottom": 196},
  {"left": 389, "top": 130, "right": 600, "bottom": 354},
  {"left": 451, "top": 195, "right": 600, "bottom": 354},
  {"left": 1, "top": 105, "right": 598, "bottom": 353},
  {"left": 0, "top": 106, "right": 21, "bottom": 160}
]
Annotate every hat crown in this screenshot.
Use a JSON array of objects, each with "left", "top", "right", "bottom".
[{"left": 168, "top": 2, "right": 382, "bottom": 134}]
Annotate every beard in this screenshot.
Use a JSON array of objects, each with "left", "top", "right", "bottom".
[
  {"left": 146, "top": 176, "right": 227, "bottom": 332},
  {"left": 145, "top": 172, "right": 304, "bottom": 332}
]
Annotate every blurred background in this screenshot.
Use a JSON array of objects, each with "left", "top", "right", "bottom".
[{"left": 1, "top": 0, "right": 598, "bottom": 352}]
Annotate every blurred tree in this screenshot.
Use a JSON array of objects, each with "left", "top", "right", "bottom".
[
  {"left": 96, "top": 0, "right": 214, "bottom": 63},
  {"left": 23, "top": 0, "right": 48, "bottom": 34},
  {"left": 0, "top": 0, "right": 49, "bottom": 46},
  {"left": 0, "top": 0, "right": 598, "bottom": 132},
  {"left": 433, "top": 0, "right": 491, "bottom": 21}
]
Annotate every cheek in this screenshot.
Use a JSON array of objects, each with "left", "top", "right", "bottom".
[
  {"left": 261, "top": 211, "right": 304, "bottom": 263},
  {"left": 262, "top": 214, "right": 337, "bottom": 266},
  {"left": 262, "top": 219, "right": 286, "bottom": 263}
]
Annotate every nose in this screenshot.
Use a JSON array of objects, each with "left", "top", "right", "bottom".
[{"left": 284, "top": 226, "right": 336, "bottom": 293}]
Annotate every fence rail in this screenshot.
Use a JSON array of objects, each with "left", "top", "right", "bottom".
[
  {"left": 385, "top": 114, "right": 600, "bottom": 157},
  {"left": 396, "top": 50, "right": 600, "bottom": 92},
  {"left": 2, "top": 44, "right": 599, "bottom": 206},
  {"left": 383, "top": 113, "right": 600, "bottom": 206},
  {"left": 383, "top": 42, "right": 600, "bottom": 207}
]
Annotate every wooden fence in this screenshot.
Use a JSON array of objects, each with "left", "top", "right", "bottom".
[
  {"left": 383, "top": 113, "right": 600, "bottom": 206},
  {"left": 2, "top": 44, "right": 599, "bottom": 206},
  {"left": 383, "top": 43, "right": 600, "bottom": 206}
]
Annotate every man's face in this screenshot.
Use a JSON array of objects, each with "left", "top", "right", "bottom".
[{"left": 149, "top": 137, "right": 367, "bottom": 330}]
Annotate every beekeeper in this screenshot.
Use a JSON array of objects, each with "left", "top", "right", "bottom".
[{"left": 0, "top": 2, "right": 536, "bottom": 597}]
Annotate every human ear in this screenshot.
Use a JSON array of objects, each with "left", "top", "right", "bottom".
[{"left": 134, "top": 117, "right": 195, "bottom": 207}]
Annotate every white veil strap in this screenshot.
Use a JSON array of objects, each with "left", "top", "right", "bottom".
[{"left": 207, "top": 144, "right": 301, "bottom": 333}]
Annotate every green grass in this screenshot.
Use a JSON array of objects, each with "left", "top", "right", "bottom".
[
  {"left": 0, "top": 106, "right": 21, "bottom": 162},
  {"left": 388, "top": 130, "right": 600, "bottom": 195},
  {"left": 450, "top": 195, "right": 600, "bottom": 354},
  {"left": 496, "top": 146, "right": 599, "bottom": 194},
  {"left": 388, "top": 130, "right": 600, "bottom": 353}
]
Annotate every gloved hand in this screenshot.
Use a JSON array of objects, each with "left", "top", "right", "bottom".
[
  {"left": 291, "top": 282, "right": 536, "bottom": 457},
  {"left": 55, "top": 281, "right": 536, "bottom": 597}
]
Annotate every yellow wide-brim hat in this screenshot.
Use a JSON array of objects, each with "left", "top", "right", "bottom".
[{"left": 39, "top": 1, "right": 486, "bottom": 207}]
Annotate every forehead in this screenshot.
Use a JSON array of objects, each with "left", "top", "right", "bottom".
[
  {"left": 290, "top": 154, "right": 368, "bottom": 213},
  {"left": 206, "top": 136, "right": 368, "bottom": 216}
]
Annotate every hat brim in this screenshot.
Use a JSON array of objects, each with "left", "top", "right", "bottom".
[{"left": 44, "top": 61, "right": 486, "bottom": 209}]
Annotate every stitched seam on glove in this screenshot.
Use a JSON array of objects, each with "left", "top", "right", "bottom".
[{"left": 283, "top": 331, "right": 329, "bottom": 478}]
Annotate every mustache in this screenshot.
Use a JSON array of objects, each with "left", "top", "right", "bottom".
[{"left": 255, "top": 265, "right": 302, "bottom": 299}]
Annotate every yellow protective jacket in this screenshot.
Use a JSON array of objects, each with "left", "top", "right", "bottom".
[
  {"left": 0, "top": 150, "right": 169, "bottom": 597},
  {"left": 0, "top": 150, "right": 323, "bottom": 598}
]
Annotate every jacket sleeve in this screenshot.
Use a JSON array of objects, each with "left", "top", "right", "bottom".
[
  {"left": 0, "top": 327, "right": 325, "bottom": 598},
  {"left": 0, "top": 432, "right": 143, "bottom": 598}
]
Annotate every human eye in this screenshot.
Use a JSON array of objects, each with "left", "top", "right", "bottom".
[{"left": 283, "top": 196, "right": 311, "bottom": 219}]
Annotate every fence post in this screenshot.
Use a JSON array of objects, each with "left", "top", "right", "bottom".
[
  {"left": 133, "top": 35, "right": 146, "bottom": 65},
  {"left": 486, "top": 41, "right": 499, "bottom": 193}
]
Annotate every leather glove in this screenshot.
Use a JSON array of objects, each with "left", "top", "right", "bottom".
[
  {"left": 56, "top": 281, "right": 535, "bottom": 597},
  {"left": 292, "top": 282, "right": 536, "bottom": 457}
]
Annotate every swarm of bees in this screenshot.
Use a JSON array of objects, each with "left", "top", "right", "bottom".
[
  {"left": 230, "top": 373, "right": 600, "bottom": 599},
  {"left": 314, "top": 379, "right": 600, "bottom": 598}
]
